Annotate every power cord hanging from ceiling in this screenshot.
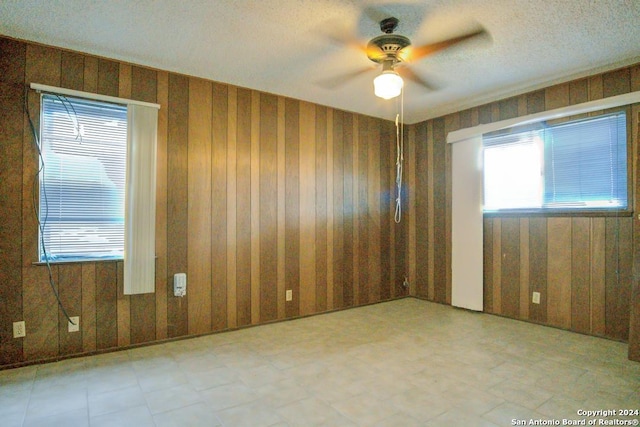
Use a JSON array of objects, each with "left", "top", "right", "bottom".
[
  {"left": 394, "top": 88, "right": 405, "bottom": 224},
  {"left": 25, "top": 88, "right": 76, "bottom": 326}
]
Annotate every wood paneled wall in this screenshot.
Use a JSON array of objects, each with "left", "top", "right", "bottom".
[
  {"left": 0, "top": 37, "right": 409, "bottom": 368},
  {"left": 408, "top": 63, "right": 640, "bottom": 349}
]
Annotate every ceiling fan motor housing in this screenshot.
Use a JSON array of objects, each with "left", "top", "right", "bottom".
[{"left": 367, "top": 34, "right": 411, "bottom": 63}]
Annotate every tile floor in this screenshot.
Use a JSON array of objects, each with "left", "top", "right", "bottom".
[{"left": 1, "top": 298, "right": 639, "bottom": 426}]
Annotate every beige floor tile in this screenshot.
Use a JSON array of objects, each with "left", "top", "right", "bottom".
[
  {"left": 216, "top": 399, "right": 285, "bottom": 427},
  {"left": 88, "top": 384, "right": 146, "bottom": 417},
  {"left": 90, "top": 404, "right": 155, "bottom": 427},
  {"left": 153, "top": 402, "right": 222, "bottom": 427},
  {"left": 276, "top": 397, "right": 351, "bottom": 427},
  {"left": 23, "top": 408, "right": 89, "bottom": 427},
  {"left": 330, "top": 393, "right": 400, "bottom": 425},
  {"left": 482, "top": 402, "right": 546, "bottom": 426},
  {"left": 0, "top": 299, "right": 638, "bottom": 427},
  {"left": 200, "top": 381, "right": 260, "bottom": 411},
  {"left": 144, "top": 383, "right": 203, "bottom": 415}
]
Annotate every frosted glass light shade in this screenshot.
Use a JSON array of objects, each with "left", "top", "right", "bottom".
[{"left": 374, "top": 70, "right": 403, "bottom": 99}]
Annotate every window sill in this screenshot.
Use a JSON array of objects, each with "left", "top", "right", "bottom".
[
  {"left": 33, "top": 258, "right": 124, "bottom": 266},
  {"left": 483, "top": 209, "right": 633, "bottom": 218}
]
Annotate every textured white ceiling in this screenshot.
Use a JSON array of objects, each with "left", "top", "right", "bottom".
[{"left": 2, "top": 0, "right": 639, "bottom": 123}]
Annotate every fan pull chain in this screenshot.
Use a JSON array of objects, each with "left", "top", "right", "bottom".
[{"left": 394, "top": 89, "right": 405, "bottom": 224}]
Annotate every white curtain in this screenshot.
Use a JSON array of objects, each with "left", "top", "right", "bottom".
[
  {"left": 451, "top": 137, "right": 484, "bottom": 311},
  {"left": 124, "top": 104, "right": 158, "bottom": 295}
]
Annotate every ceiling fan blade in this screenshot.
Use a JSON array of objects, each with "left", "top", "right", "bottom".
[
  {"left": 314, "top": 20, "right": 368, "bottom": 54},
  {"left": 404, "top": 28, "right": 487, "bottom": 62},
  {"left": 398, "top": 67, "right": 439, "bottom": 91},
  {"left": 315, "top": 67, "right": 375, "bottom": 90}
]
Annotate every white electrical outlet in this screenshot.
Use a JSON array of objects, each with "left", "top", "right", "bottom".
[
  {"left": 286, "top": 289, "right": 293, "bottom": 301},
  {"left": 68, "top": 316, "right": 80, "bottom": 333},
  {"left": 532, "top": 291, "right": 541, "bottom": 304},
  {"left": 13, "top": 321, "right": 25, "bottom": 338}
]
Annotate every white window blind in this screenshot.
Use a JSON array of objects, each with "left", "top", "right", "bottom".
[{"left": 40, "top": 94, "right": 127, "bottom": 261}]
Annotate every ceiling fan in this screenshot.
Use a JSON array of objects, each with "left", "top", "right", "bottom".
[{"left": 323, "top": 15, "right": 487, "bottom": 100}]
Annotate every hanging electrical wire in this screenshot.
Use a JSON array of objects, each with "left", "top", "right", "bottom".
[
  {"left": 25, "top": 88, "right": 76, "bottom": 326},
  {"left": 394, "top": 88, "right": 405, "bottom": 223}
]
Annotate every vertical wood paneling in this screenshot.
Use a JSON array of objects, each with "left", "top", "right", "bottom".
[
  {"left": 226, "top": 87, "right": 238, "bottom": 329},
  {"left": 483, "top": 218, "right": 494, "bottom": 313},
  {"left": 155, "top": 70, "right": 169, "bottom": 340},
  {"left": 23, "top": 266, "right": 58, "bottom": 360},
  {"left": 236, "top": 88, "right": 252, "bottom": 326},
  {"left": 188, "top": 78, "right": 213, "bottom": 334},
  {"left": 97, "top": 59, "right": 119, "bottom": 96},
  {"left": 519, "top": 219, "right": 530, "bottom": 319},
  {"left": 167, "top": 74, "right": 189, "bottom": 338},
  {"left": 23, "top": 44, "right": 61, "bottom": 362},
  {"left": 352, "top": 115, "right": 361, "bottom": 305},
  {"left": 378, "top": 120, "right": 392, "bottom": 301},
  {"left": 491, "top": 219, "right": 502, "bottom": 313},
  {"left": 260, "top": 93, "right": 278, "bottom": 322},
  {"left": 117, "top": 64, "right": 131, "bottom": 348},
  {"left": 0, "top": 38, "right": 25, "bottom": 364},
  {"left": 116, "top": 260, "right": 129, "bottom": 346},
  {"left": 60, "top": 51, "right": 84, "bottom": 90},
  {"left": 569, "top": 79, "right": 589, "bottom": 105},
  {"left": 277, "top": 97, "right": 286, "bottom": 318},
  {"left": 529, "top": 218, "right": 547, "bottom": 323},
  {"left": 81, "top": 263, "right": 97, "bottom": 352},
  {"left": 315, "top": 106, "right": 328, "bottom": 312},
  {"left": 332, "top": 110, "right": 345, "bottom": 309},
  {"left": 211, "top": 82, "right": 229, "bottom": 330},
  {"left": 432, "top": 118, "right": 446, "bottom": 303},
  {"left": 500, "top": 218, "right": 520, "bottom": 318},
  {"left": 326, "top": 109, "right": 335, "bottom": 309},
  {"left": 571, "top": 218, "right": 591, "bottom": 333},
  {"left": 96, "top": 262, "right": 117, "bottom": 350},
  {"left": 367, "top": 118, "right": 381, "bottom": 303},
  {"left": 58, "top": 265, "right": 82, "bottom": 356},
  {"left": 406, "top": 123, "right": 416, "bottom": 296},
  {"left": 498, "top": 97, "right": 519, "bottom": 120},
  {"left": 591, "top": 218, "right": 607, "bottom": 335},
  {"left": 250, "top": 91, "right": 261, "bottom": 324},
  {"left": 357, "top": 116, "right": 369, "bottom": 304},
  {"left": 603, "top": 68, "right": 631, "bottom": 97},
  {"left": 299, "top": 102, "right": 317, "bottom": 315},
  {"left": 24, "top": 44, "right": 60, "bottom": 268},
  {"left": 285, "top": 98, "right": 300, "bottom": 317},
  {"left": 605, "top": 217, "right": 633, "bottom": 340},
  {"left": 342, "top": 113, "right": 355, "bottom": 307},
  {"left": 545, "top": 83, "right": 570, "bottom": 110},
  {"left": 527, "top": 90, "right": 545, "bottom": 114},
  {"left": 415, "top": 122, "right": 429, "bottom": 298},
  {"left": 426, "top": 121, "right": 435, "bottom": 300},
  {"left": 547, "top": 218, "right": 572, "bottom": 329}
]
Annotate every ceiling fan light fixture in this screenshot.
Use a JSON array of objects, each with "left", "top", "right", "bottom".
[{"left": 374, "top": 70, "right": 403, "bottom": 99}]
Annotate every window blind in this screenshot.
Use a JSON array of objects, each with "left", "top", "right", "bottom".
[
  {"left": 543, "top": 112, "right": 627, "bottom": 208},
  {"left": 40, "top": 94, "right": 127, "bottom": 261}
]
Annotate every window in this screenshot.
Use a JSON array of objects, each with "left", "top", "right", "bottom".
[
  {"left": 39, "top": 94, "right": 128, "bottom": 261},
  {"left": 483, "top": 111, "right": 628, "bottom": 212}
]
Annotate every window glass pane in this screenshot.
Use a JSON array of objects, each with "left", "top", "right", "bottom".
[
  {"left": 483, "top": 136, "right": 543, "bottom": 210},
  {"left": 40, "top": 94, "right": 127, "bottom": 261}
]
